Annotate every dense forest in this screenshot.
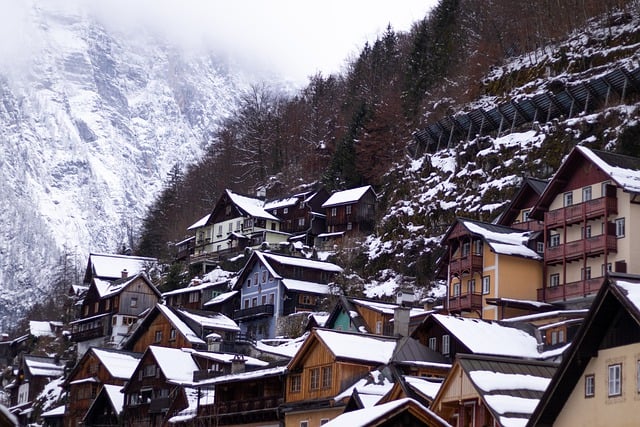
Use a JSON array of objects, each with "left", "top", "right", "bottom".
[{"left": 135, "top": 0, "right": 638, "bottom": 286}]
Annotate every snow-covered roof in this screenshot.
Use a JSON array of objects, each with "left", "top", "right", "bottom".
[
  {"left": 263, "top": 196, "right": 300, "bottom": 210},
  {"left": 432, "top": 314, "right": 542, "bottom": 358},
  {"left": 89, "top": 253, "right": 157, "bottom": 280},
  {"left": 315, "top": 329, "right": 397, "bottom": 364},
  {"left": 404, "top": 376, "right": 443, "bottom": 400},
  {"left": 93, "top": 274, "right": 144, "bottom": 299},
  {"left": 460, "top": 220, "right": 541, "bottom": 259},
  {"left": 101, "top": 384, "right": 125, "bottom": 415},
  {"left": 149, "top": 346, "right": 200, "bottom": 384},
  {"left": 24, "top": 356, "right": 65, "bottom": 377},
  {"left": 185, "top": 349, "right": 268, "bottom": 367},
  {"left": 322, "top": 185, "right": 373, "bottom": 208},
  {"left": 204, "top": 290, "right": 238, "bottom": 306},
  {"left": 334, "top": 370, "right": 394, "bottom": 404},
  {"left": 281, "top": 279, "right": 330, "bottom": 294},
  {"left": 226, "top": 190, "right": 279, "bottom": 221},
  {"left": 29, "top": 321, "right": 56, "bottom": 337},
  {"left": 187, "top": 214, "right": 210, "bottom": 230},
  {"left": 179, "top": 365, "right": 288, "bottom": 388},
  {"left": 175, "top": 308, "right": 240, "bottom": 332},
  {"left": 255, "top": 333, "right": 308, "bottom": 358},
  {"left": 92, "top": 348, "right": 142, "bottom": 380},
  {"left": 41, "top": 405, "right": 65, "bottom": 418},
  {"left": 156, "top": 305, "right": 206, "bottom": 345},
  {"left": 578, "top": 145, "right": 640, "bottom": 193},
  {"left": 351, "top": 298, "right": 428, "bottom": 318},
  {"left": 322, "top": 398, "right": 446, "bottom": 427},
  {"left": 162, "top": 280, "right": 223, "bottom": 297},
  {"left": 259, "top": 251, "right": 343, "bottom": 274}
]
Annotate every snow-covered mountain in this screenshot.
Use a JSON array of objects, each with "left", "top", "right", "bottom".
[{"left": 0, "top": 3, "right": 246, "bottom": 323}]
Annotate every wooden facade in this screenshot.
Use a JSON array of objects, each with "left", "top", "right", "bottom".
[
  {"left": 265, "top": 187, "right": 329, "bottom": 237},
  {"left": 323, "top": 186, "right": 376, "bottom": 236},
  {"left": 126, "top": 306, "right": 202, "bottom": 353},
  {"left": 64, "top": 348, "right": 141, "bottom": 427}
]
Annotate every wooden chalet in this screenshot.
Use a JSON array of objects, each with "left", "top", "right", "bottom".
[
  {"left": 529, "top": 273, "right": 640, "bottom": 426},
  {"left": 438, "top": 218, "right": 543, "bottom": 320},
  {"left": 163, "top": 277, "right": 232, "bottom": 310},
  {"left": 496, "top": 177, "right": 548, "bottom": 231},
  {"left": 378, "top": 373, "right": 444, "bottom": 409},
  {"left": 264, "top": 186, "right": 330, "bottom": 244},
  {"left": 529, "top": 146, "right": 640, "bottom": 307},
  {"left": 319, "top": 185, "right": 377, "bottom": 242},
  {"left": 122, "top": 304, "right": 239, "bottom": 353},
  {"left": 122, "top": 346, "right": 198, "bottom": 426},
  {"left": 430, "top": 354, "right": 556, "bottom": 427},
  {"left": 82, "top": 384, "right": 124, "bottom": 426},
  {"left": 283, "top": 328, "right": 398, "bottom": 426},
  {"left": 232, "top": 251, "right": 342, "bottom": 340},
  {"left": 70, "top": 271, "right": 161, "bottom": 356},
  {"left": 187, "top": 189, "right": 288, "bottom": 273},
  {"left": 83, "top": 252, "right": 158, "bottom": 284},
  {"left": 63, "top": 347, "right": 141, "bottom": 427}
]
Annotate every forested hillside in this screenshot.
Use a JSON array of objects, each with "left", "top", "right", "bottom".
[{"left": 138, "top": 0, "right": 640, "bottom": 296}]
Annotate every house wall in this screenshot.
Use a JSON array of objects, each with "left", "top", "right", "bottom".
[
  {"left": 554, "top": 342, "right": 640, "bottom": 427},
  {"left": 118, "top": 280, "right": 159, "bottom": 317},
  {"left": 357, "top": 306, "right": 391, "bottom": 335},
  {"left": 130, "top": 314, "right": 194, "bottom": 353},
  {"left": 238, "top": 262, "right": 281, "bottom": 340},
  {"left": 333, "top": 311, "right": 356, "bottom": 332},
  {"left": 285, "top": 407, "right": 343, "bottom": 427}
]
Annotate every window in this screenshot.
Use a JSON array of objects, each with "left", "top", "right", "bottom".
[
  {"left": 564, "top": 191, "right": 573, "bottom": 206},
  {"left": 290, "top": 374, "right": 301, "bottom": 393},
  {"left": 105, "top": 299, "right": 110, "bottom": 310},
  {"left": 188, "top": 292, "right": 199, "bottom": 303},
  {"left": 428, "top": 337, "right": 437, "bottom": 351},
  {"left": 482, "top": 276, "right": 490, "bottom": 294},
  {"left": 522, "top": 209, "right": 530, "bottom": 222},
  {"left": 582, "top": 186, "right": 592, "bottom": 202},
  {"left": 170, "top": 328, "right": 176, "bottom": 341},
  {"left": 609, "top": 364, "right": 622, "bottom": 397},
  {"left": 309, "top": 368, "right": 320, "bottom": 390},
  {"left": 228, "top": 222, "right": 232, "bottom": 232},
  {"left": 154, "top": 330, "right": 162, "bottom": 343},
  {"left": 537, "top": 241, "right": 544, "bottom": 254},
  {"left": 469, "top": 279, "right": 476, "bottom": 293},
  {"left": 143, "top": 364, "right": 157, "bottom": 377},
  {"left": 461, "top": 242, "right": 470, "bottom": 257},
  {"left": 247, "top": 279, "right": 251, "bottom": 288},
  {"left": 585, "top": 374, "right": 595, "bottom": 397},
  {"left": 252, "top": 297, "right": 257, "bottom": 307},
  {"left": 347, "top": 222, "right": 353, "bottom": 230},
  {"left": 583, "top": 225, "right": 591, "bottom": 238},
  {"left": 269, "top": 293, "right": 275, "bottom": 304},
  {"left": 217, "top": 225, "right": 223, "bottom": 236},
  {"left": 442, "top": 334, "right": 450, "bottom": 356},
  {"left": 616, "top": 218, "right": 625, "bottom": 237},
  {"left": 244, "top": 299, "right": 249, "bottom": 309},
  {"left": 473, "top": 240, "right": 483, "bottom": 255},
  {"left": 300, "top": 422, "right": 309, "bottom": 427},
  {"left": 283, "top": 207, "right": 289, "bottom": 214},
  {"left": 331, "top": 207, "right": 337, "bottom": 217},
  {"left": 298, "top": 217, "right": 305, "bottom": 226},
  {"left": 262, "top": 271, "right": 267, "bottom": 283},
  {"left": 261, "top": 295, "right": 267, "bottom": 305},
  {"left": 453, "top": 282, "right": 461, "bottom": 297},
  {"left": 637, "top": 360, "right": 640, "bottom": 393},
  {"left": 602, "top": 181, "right": 612, "bottom": 196},
  {"left": 603, "top": 263, "right": 612, "bottom": 275},
  {"left": 551, "top": 331, "right": 558, "bottom": 345},
  {"left": 94, "top": 301, "right": 99, "bottom": 313},
  {"left": 550, "top": 273, "right": 560, "bottom": 287},
  {"left": 549, "top": 234, "right": 560, "bottom": 247},
  {"left": 130, "top": 297, "right": 138, "bottom": 308},
  {"left": 321, "top": 365, "right": 332, "bottom": 388},
  {"left": 320, "top": 419, "right": 329, "bottom": 426},
  {"left": 582, "top": 266, "right": 591, "bottom": 280},
  {"left": 346, "top": 205, "right": 352, "bottom": 214}
]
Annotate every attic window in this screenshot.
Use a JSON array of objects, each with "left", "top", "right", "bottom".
[
  {"left": 130, "top": 297, "right": 138, "bottom": 308},
  {"left": 284, "top": 207, "right": 289, "bottom": 214}
]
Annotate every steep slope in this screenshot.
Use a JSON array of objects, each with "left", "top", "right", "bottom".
[
  {"left": 368, "top": 9, "right": 640, "bottom": 292},
  {"left": 0, "top": 4, "right": 244, "bottom": 323}
]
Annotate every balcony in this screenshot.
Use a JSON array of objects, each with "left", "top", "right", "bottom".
[
  {"left": 449, "top": 254, "right": 483, "bottom": 277},
  {"left": 545, "top": 234, "right": 617, "bottom": 265},
  {"left": 510, "top": 220, "right": 544, "bottom": 232},
  {"left": 545, "top": 195, "right": 617, "bottom": 229},
  {"left": 233, "top": 304, "right": 274, "bottom": 321},
  {"left": 214, "top": 396, "right": 284, "bottom": 414},
  {"left": 70, "top": 326, "right": 104, "bottom": 342},
  {"left": 537, "top": 277, "right": 604, "bottom": 303},
  {"left": 448, "top": 292, "right": 483, "bottom": 313},
  {"left": 149, "top": 397, "right": 171, "bottom": 414}
]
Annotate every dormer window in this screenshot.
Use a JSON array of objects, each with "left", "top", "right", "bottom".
[{"left": 522, "top": 209, "right": 530, "bottom": 222}]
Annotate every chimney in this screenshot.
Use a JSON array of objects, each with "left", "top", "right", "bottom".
[
  {"left": 393, "top": 306, "right": 411, "bottom": 337},
  {"left": 231, "top": 354, "right": 246, "bottom": 374},
  {"left": 121, "top": 269, "right": 128, "bottom": 279}
]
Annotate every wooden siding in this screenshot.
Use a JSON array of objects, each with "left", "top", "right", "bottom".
[{"left": 130, "top": 312, "right": 197, "bottom": 353}]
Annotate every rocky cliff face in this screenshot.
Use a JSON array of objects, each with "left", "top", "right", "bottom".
[{"left": 0, "top": 3, "right": 245, "bottom": 323}]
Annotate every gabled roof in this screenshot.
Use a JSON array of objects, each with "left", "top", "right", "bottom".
[
  {"left": 531, "top": 146, "right": 640, "bottom": 219},
  {"left": 496, "top": 177, "right": 548, "bottom": 226},
  {"left": 234, "top": 250, "right": 342, "bottom": 290},
  {"left": 83, "top": 384, "right": 125, "bottom": 422},
  {"left": 443, "top": 218, "right": 541, "bottom": 260},
  {"left": 91, "top": 273, "right": 160, "bottom": 300},
  {"left": 64, "top": 347, "right": 142, "bottom": 386},
  {"left": 85, "top": 253, "right": 157, "bottom": 282},
  {"left": 288, "top": 328, "right": 398, "bottom": 370},
  {"left": 333, "top": 369, "right": 394, "bottom": 407},
  {"left": 323, "top": 397, "right": 450, "bottom": 427},
  {"left": 322, "top": 185, "right": 375, "bottom": 208},
  {"left": 453, "top": 354, "right": 557, "bottom": 427},
  {"left": 174, "top": 307, "right": 240, "bottom": 332},
  {"left": 528, "top": 274, "right": 640, "bottom": 426},
  {"left": 203, "top": 290, "right": 239, "bottom": 307},
  {"left": 162, "top": 279, "right": 228, "bottom": 297},
  {"left": 187, "top": 213, "right": 210, "bottom": 230},
  {"left": 147, "top": 346, "right": 200, "bottom": 384},
  {"left": 423, "top": 314, "right": 548, "bottom": 359},
  {"left": 23, "top": 355, "right": 65, "bottom": 378}
]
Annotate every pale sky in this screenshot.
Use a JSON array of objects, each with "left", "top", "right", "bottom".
[{"left": 0, "top": 0, "right": 438, "bottom": 86}]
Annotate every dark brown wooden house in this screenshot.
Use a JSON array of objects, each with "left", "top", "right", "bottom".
[
  {"left": 64, "top": 347, "right": 141, "bottom": 427},
  {"left": 321, "top": 185, "right": 376, "bottom": 236}
]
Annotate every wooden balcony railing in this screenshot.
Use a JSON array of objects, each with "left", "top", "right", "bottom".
[
  {"left": 448, "top": 292, "right": 483, "bottom": 313},
  {"left": 233, "top": 304, "right": 274, "bottom": 321},
  {"left": 537, "top": 277, "right": 604, "bottom": 302},
  {"left": 214, "top": 396, "right": 283, "bottom": 414},
  {"left": 544, "top": 195, "right": 617, "bottom": 228},
  {"left": 449, "top": 255, "right": 483, "bottom": 277},
  {"left": 545, "top": 234, "right": 617, "bottom": 265},
  {"left": 71, "top": 326, "right": 104, "bottom": 342}
]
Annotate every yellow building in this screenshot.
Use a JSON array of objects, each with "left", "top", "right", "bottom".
[
  {"left": 440, "top": 218, "right": 543, "bottom": 320},
  {"left": 529, "top": 274, "right": 640, "bottom": 426}
]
